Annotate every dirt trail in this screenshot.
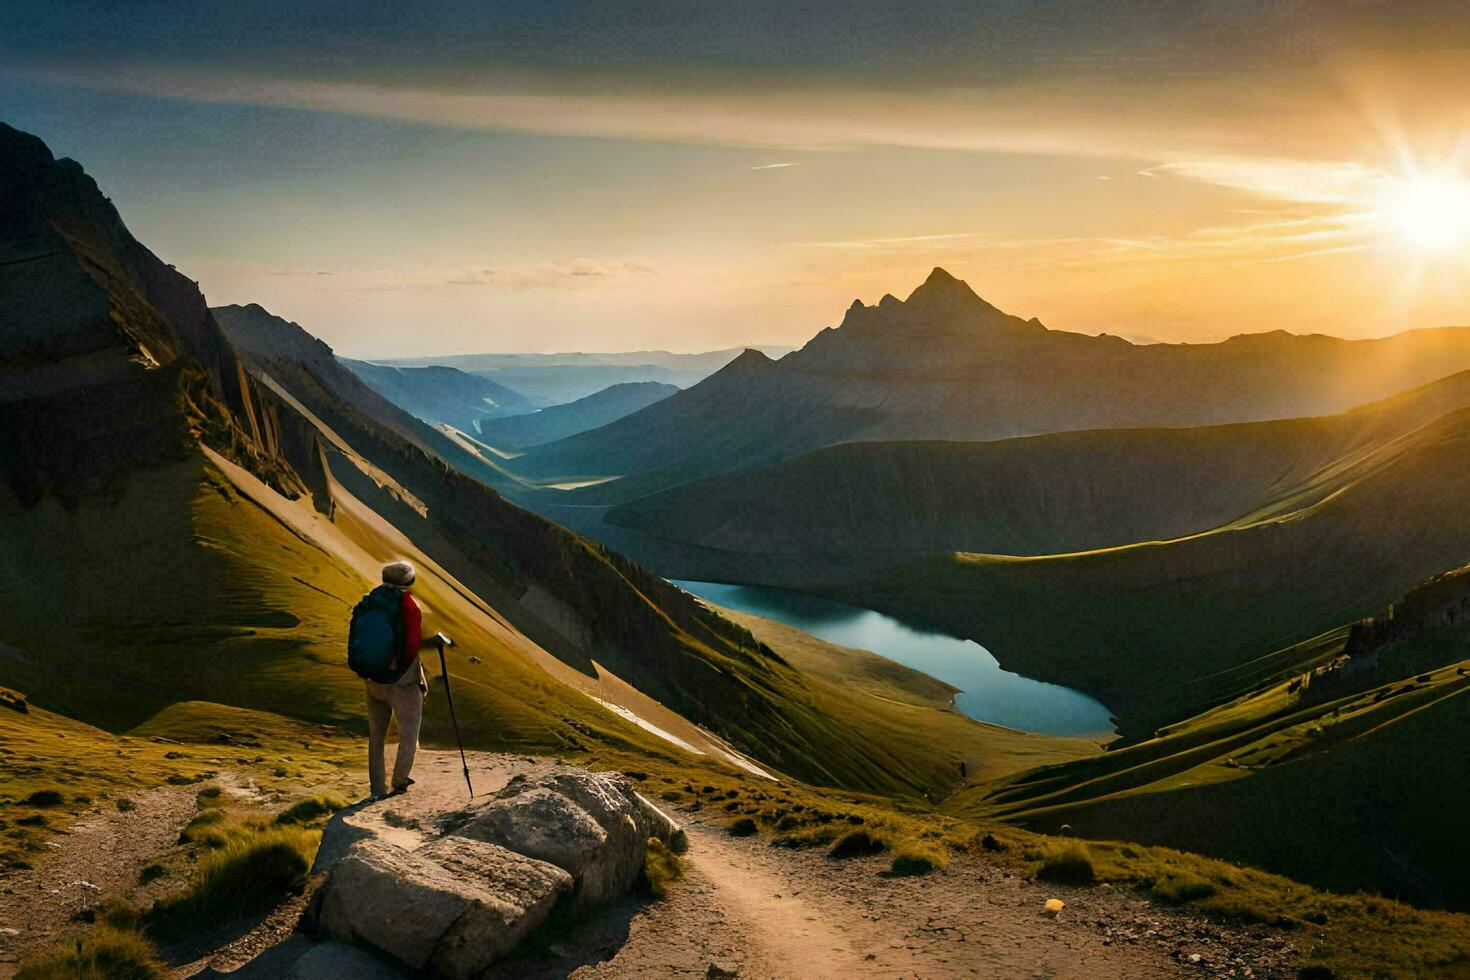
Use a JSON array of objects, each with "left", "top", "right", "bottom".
[
  {"left": 0, "top": 785, "right": 196, "bottom": 977},
  {"left": 556, "top": 818, "right": 1296, "bottom": 979}
]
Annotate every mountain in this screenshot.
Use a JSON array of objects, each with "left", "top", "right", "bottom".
[
  {"left": 504, "top": 267, "right": 1470, "bottom": 501},
  {"left": 383, "top": 347, "right": 794, "bottom": 404},
  {"left": 475, "top": 381, "right": 678, "bottom": 451},
  {"left": 603, "top": 370, "right": 1470, "bottom": 559},
  {"left": 0, "top": 122, "right": 1071, "bottom": 802},
  {"left": 336, "top": 355, "right": 542, "bottom": 432}
]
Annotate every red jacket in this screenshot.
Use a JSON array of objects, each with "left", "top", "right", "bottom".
[{"left": 397, "top": 591, "right": 422, "bottom": 669}]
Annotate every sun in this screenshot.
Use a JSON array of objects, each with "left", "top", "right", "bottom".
[{"left": 1380, "top": 171, "right": 1470, "bottom": 253}]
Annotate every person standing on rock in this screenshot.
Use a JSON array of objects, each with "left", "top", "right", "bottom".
[{"left": 348, "top": 560, "right": 432, "bottom": 799}]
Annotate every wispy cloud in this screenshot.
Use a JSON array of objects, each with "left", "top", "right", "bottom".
[{"left": 751, "top": 162, "right": 797, "bottom": 170}]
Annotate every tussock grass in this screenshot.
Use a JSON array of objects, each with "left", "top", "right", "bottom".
[
  {"left": 828, "top": 829, "right": 887, "bottom": 859},
  {"left": 638, "top": 837, "right": 684, "bottom": 900},
  {"left": 274, "top": 793, "right": 348, "bottom": 826},
  {"left": 148, "top": 824, "right": 317, "bottom": 939},
  {"left": 20, "top": 789, "right": 64, "bottom": 807},
  {"left": 16, "top": 926, "right": 165, "bottom": 980},
  {"left": 177, "top": 808, "right": 229, "bottom": 848},
  {"left": 726, "top": 817, "right": 758, "bottom": 837},
  {"left": 1036, "top": 841, "right": 1096, "bottom": 885},
  {"left": 889, "top": 841, "right": 948, "bottom": 877}
]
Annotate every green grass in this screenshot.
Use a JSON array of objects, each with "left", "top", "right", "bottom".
[
  {"left": 274, "top": 793, "right": 348, "bottom": 825},
  {"left": 638, "top": 837, "right": 684, "bottom": 900},
  {"left": 15, "top": 926, "right": 166, "bottom": 980},
  {"left": 828, "top": 829, "right": 887, "bottom": 859},
  {"left": 726, "top": 817, "right": 758, "bottom": 837},
  {"left": 889, "top": 841, "right": 948, "bottom": 876},
  {"left": 148, "top": 824, "right": 318, "bottom": 940},
  {"left": 1035, "top": 841, "right": 1095, "bottom": 885}
]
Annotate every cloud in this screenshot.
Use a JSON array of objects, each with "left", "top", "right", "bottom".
[
  {"left": 751, "top": 162, "right": 797, "bottom": 170},
  {"left": 444, "top": 259, "right": 657, "bottom": 288}
]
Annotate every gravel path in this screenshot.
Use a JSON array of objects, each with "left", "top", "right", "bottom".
[{"left": 0, "top": 786, "right": 196, "bottom": 977}]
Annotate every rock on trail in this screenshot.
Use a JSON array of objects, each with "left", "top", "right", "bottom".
[{"left": 300, "top": 755, "right": 683, "bottom": 978}]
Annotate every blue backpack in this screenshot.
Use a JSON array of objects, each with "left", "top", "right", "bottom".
[{"left": 348, "top": 585, "right": 407, "bottom": 683}]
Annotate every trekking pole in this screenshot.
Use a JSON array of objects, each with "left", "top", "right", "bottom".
[{"left": 434, "top": 633, "right": 474, "bottom": 798}]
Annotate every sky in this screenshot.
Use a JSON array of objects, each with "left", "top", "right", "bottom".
[{"left": 7, "top": 1, "right": 1470, "bottom": 357}]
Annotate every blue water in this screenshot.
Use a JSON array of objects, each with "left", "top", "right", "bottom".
[{"left": 674, "top": 580, "right": 1116, "bottom": 739}]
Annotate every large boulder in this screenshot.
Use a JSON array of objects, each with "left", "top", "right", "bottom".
[
  {"left": 316, "top": 836, "right": 570, "bottom": 976},
  {"left": 306, "top": 757, "right": 685, "bottom": 977}
]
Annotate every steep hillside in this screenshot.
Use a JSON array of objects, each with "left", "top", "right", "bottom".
[
  {"left": 475, "top": 380, "right": 678, "bottom": 451},
  {"left": 337, "top": 354, "right": 541, "bottom": 433},
  {"left": 953, "top": 566, "right": 1470, "bottom": 911},
  {"left": 0, "top": 124, "right": 297, "bottom": 507},
  {"left": 604, "top": 370, "right": 1470, "bottom": 558},
  {"left": 508, "top": 267, "right": 1470, "bottom": 499},
  {"left": 212, "top": 302, "right": 532, "bottom": 495},
  {"left": 0, "top": 122, "right": 1079, "bottom": 801}
]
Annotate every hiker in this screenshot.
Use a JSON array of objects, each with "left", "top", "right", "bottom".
[{"left": 348, "top": 560, "right": 432, "bottom": 799}]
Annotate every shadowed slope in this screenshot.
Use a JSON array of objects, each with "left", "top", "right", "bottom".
[
  {"left": 844, "top": 403, "right": 1470, "bottom": 738},
  {"left": 604, "top": 369, "right": 1470, "bottom": 558}
]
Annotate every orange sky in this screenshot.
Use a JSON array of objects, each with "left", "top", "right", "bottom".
[{"left": 8, "top": 3, "right": 1470, "bottom": 355}]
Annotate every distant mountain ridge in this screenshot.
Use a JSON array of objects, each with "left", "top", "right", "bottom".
[
  {"left": 383, "top": 346, "right": 794, "bottom": 403},
  {"left": 475, "top": 380, "right": 678, "bottom": 451},
  {"left": 505, "top": 267, "right": 1470, "bottom": 500}
]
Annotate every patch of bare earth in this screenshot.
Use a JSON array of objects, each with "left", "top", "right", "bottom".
[{"left": 0, "top": 786, "right": 195, "bottom": 977}]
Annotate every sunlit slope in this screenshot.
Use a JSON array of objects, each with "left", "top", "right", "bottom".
[
  {"left": 0, "top": 456, "right": 660, "bottom": 760},
  {"left": 846, "top": 404, "right": 1470, "bottom": 738},
  {"left": 952, "top": 569, "right": 1470, "bottom": 910},
  {"left": 506, "top": 267, "right": 1470, "bottom": 500},
  {"left": 605, "top": 370, "right": 1470, "bottom": 559}
]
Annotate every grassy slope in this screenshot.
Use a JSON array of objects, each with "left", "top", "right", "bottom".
[{"left": 949, "top": 617, "right": 1470, "bottom": 912}]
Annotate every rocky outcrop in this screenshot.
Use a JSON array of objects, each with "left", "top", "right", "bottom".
[{"left": 308, "top": 765, "right": 682, "bottom": 978}]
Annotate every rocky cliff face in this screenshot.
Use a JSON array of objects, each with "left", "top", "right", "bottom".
[{"left": 0, "top": 123, "right": 299, "bottom": 505}]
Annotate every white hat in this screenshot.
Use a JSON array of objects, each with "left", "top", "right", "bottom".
[{"left": 381, "top": 560, "right": 416, "bottom": 587}]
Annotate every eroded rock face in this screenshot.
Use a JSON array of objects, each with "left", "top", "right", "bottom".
[{"left": 310, "top": 765, "right": 682, "bottom": 978}]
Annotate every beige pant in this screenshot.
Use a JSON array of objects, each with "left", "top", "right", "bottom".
[{"left": 365, "top": 675, "right": 425, "bottom": 796}]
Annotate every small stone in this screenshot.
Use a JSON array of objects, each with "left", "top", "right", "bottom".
[
  {"left": 708, "top": 960, "right": 740, "bottom": 979},
  {"left": 1044, "top": 898, "right": 1065, "bottom": 916},
  {"left": 1189, "top": 953, "right": 1203, "bottom": 964}
]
